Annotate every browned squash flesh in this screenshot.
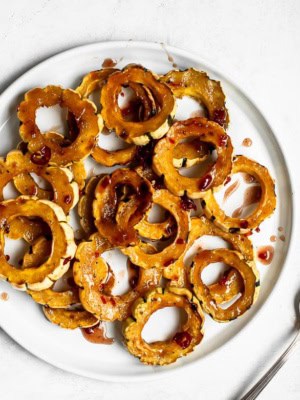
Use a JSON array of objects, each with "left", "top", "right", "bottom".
[
  {"left": 202, "top": 155, "right": 276, "bottom": 232},
  {"left": 0, "top": 197, "right": 76, "bottom": 290},
  {"left": 122, "top": 189, "right": 190, "bottom": 269},
  {"left": 17, "top": 85, "right": 101, "bottom": 165},
  {"left": 78, "top": 176, "right": 102, "bottom": 236},
  {"left": 93, "top": 169, "right": 152, "bottom": 246},
  {"left": 0, "top": 150, "right": 79, "bottom": 213},
  {"left": 153, "top": 118, "right": 233, "bottom": 198},
  {"left": 134, "top": 210, "right": 176, "bottom": 241},
  {"left": 190, "top": 249, "right": 259, "bottom": 322},
  {"left": 123, "top": 287, "right": 204, "bottom": 365},
  {"left": 100, "top": 65, "right": 175, "bottom": 144},
  {"left": 162, "top": 68, "right": 229, "bottom": 128},
  {"left": 43, "top": 307, "right": 98, "bottom": 329},
  {"left": 164, "top": 215, "right": 254, "bottom": 288},
  {"left": 73, "top": 234, "right": 161, "bottom": 321},
  {"left": 173, "top": 139, "right": 210, "bottom": 168}
]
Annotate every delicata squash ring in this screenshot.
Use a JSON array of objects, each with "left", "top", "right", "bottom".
[
  {"left": 153, "top": 118, "right": 233, "bottom": 198},
  {"left": 161, "top": 68, "right": 229, "bottom": 128},
  {"left": 122, "top": 189, "right": 190, "bottom": 269},
  {"left": 0, "top": 197, "right": 76, "bottom": 290},
  {"left": 202, "top": 155, "right": 276, "bottom": 232},
  {"left": 190, "top": 249, "right": 259, "bottom": 322},
  {"left": 101, "top": 64, "right": 176, "bottom": 145},
  {"left": 17, "top": 85, "right": 102, "bottom": 165},
  {"left": 173, "top": 139, "right": 210, "bottom": 168},
  {"left": 123, "top": 287, "right": 204, "bottom": 365},
  {"left": 93, "top": 169, "right": 152, "bottom": 247},
  {"left": 43, "top": 307, "right": 98, "bottom": 329},
  {"left": 164, "top": 215, "right": 254, "bottom": 288},
  {"left": 73, "top": 234, "right": 161, "bottom": 321},
  {"left": 0, "top": 150, "right": 79, "bottom": 214},
  {"left": 75, "top": 68, "right": 137, "bottom": 167}
]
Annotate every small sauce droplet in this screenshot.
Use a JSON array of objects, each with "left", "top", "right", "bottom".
[
  {"left": 255, "top": 227, "right": 261, "bottom": 233},
  {"left": 102, "top": 58, "right": 117, "bottom": 68},
  {"left": 173, "top": 331, "right": 192, "bottom": 349},
  {"left": 270, "top": 235, "right": 277, "bottom": 242},
  {"left": 0, "top": 292, "right": 9, "bottom": 301},
  {"left": 242, "top": 138, "right": 253, "bottom": 147},
  {"left": 257, "top": 246, "right": 274, "bottom": 265},
  {"left": 279, "top": 235, "right": 286, "bottom": 242},
  {"left": 81, "top": 322, "right": 114, "bottom": 344},
  {"left": 278, "top": 226, "right": 284, "bottom": 232}
]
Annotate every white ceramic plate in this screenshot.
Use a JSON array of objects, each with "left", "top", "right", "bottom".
[{"left": 0, "top": 41, "right": 293, "bottom": 381}]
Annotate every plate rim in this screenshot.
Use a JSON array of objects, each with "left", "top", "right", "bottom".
[{"left": 0, "top": 40, "right": 296, "bottom": 382}]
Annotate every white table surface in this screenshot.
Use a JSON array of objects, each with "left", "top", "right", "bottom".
[{"left": 0, "top": 1, "right": 299, "bottom": 399}]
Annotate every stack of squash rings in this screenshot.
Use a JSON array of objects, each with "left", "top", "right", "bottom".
[{"left": 0, "top": 64, "right": 276, "bottom": 366}]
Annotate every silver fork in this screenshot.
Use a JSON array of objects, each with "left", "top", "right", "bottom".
[{"left": 241, "top": 301, "right": 300, "bottom": 400}]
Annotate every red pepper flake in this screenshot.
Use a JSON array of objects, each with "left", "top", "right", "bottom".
[
  {"left": 63, "top": 257, "right": 72, "bottom": 265},
  {"left": 169, "top": 137, "right": 175, "bottom": 144},
  {"left": 176, "top": 238, "right": 184, "bottom": 244},
  {"left": 213, "top": 108, "right": 226, "bottom": 126},
  {"left": 218, "top": 134, "right": 228, "bottom": 147},
  {"left": 30, "top": 146, "right": 51, "bottom": 165},
  {"left": 94, "top": 251, "right": 100, "bottom": 258},
  {"left": 110, "top": 298, "right": 116, "bottom": 306},
  {"left": 173, "top": 331, "right": 192, "bottom": 349},
  {"left": 64, "top": 195, "right": 72, "bottom": 205},
  {"left": 255, "top": 227, "right": 260, "bottom": 233},
  {"left": 100, "top": 176, "right": 111, "bottom": 189},
  {"left": 198, "top": 174, "right": 213, "bottom": 191},
  {"left": 240, "top": 220, "right": 249, "bottom": 229},
  {"left": 163, "top": 258, "right": 175, "bottom": 267},
  {"left": 218, "top": 270, "right": 230, "bottom": 286},
  {"left": 100, "top": 295, "right": 107, "bottom": 304}
]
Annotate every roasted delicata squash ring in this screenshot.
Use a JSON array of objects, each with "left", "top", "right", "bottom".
[
  {"left": 202, "top": 155, "right": 276, "bottom": 232},
  {"left": 123, "top": 287, "right": 204, "bottom": 365},
  {"left": 209, "top": 268, "right": 244, "bottom": 305},
  {"left": 161, "top": 68, "right": 229, "bottom": 128},
  {"left": 190, "top": 249, "right": 259, "bottom": 322},
  {"left": 122, "top": 189, "right": 190, "bottom": 269},
  {"left": 69, "top": 161, "right": 86, "bottom": 191},
  {"left": 164, "top": 215, "right": 254, "bottom": 288},
  {"left": 153, "top": 118, "right": 233, "bottom": 198},
  {"left": 24, "top": 131, "right": 87, "bottom": 191},
  {"left": 43, "top": 307, "right": 98, "bottom": 329},
  {"left": 73, "top": 234, "right": 161, "bottom": 321},
  {"left": 6, "top": 216, "right": 51, "bottom": 245},
  {"left": 134, "top": 210, "right": 175, "bottom": 241},
  {"left": 0, "top": 197, "right": 76, "bottom": 290},
  {"left": 75, "top": 67, "right": 137, "bottom": 167},
  {"left": 29, "top": 284, "right": 79, "bottom": 308},
  {"left": 173, "top": 139, "right": 210, "bottom": 168},
  {"left": 18, "top": 85, "right": 102, "bottom": 165},
  {"left": 0, "top": 150, "right": 79, "bottom": 213},
  {"left": 22, "top": 236, "right": 52, "bottom": 269},
  {"left": 101, "top": 64, "right": 176, "bottom": 145},
  {"left": 93, "top": 169, "right": 152, "bottom": 247},
  {"left": 78, "top": 176, "right": 101, "bottom": 236}
]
